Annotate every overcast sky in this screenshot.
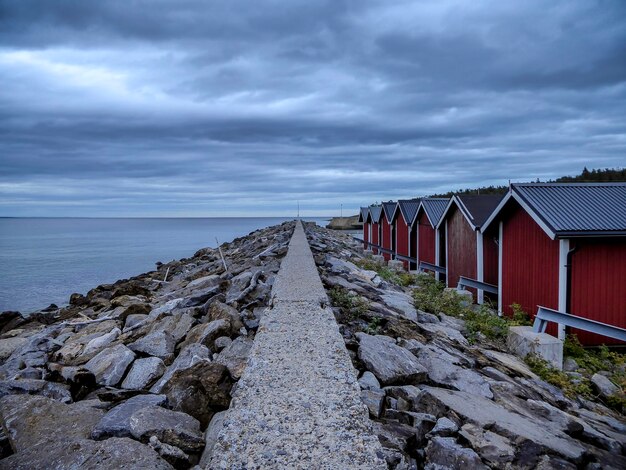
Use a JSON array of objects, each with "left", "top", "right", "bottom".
[{"left": 1, "top": 0, "right": 625, "bottom": 217}]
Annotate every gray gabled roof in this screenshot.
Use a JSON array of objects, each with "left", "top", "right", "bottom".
[
  {"left": 419, "top": 198, "right": 449, "bottom": 228},
  {"left": 369, "top": 205, "right": 383, "bottom": 223},
  {"left": 382, "top": 201, "right": 397, "bottom": 223},
  {"left": 397, "top": 199, "right": 421, "bottom": 225},
  {"left": 512, "top": 183, "right": 626, "bottom": 237},
  {"left": 437, "top": 194, "right": 504, "bottom": 230},
  {"left": 358, "top": 207, "right": 369, "bottom": 223}
]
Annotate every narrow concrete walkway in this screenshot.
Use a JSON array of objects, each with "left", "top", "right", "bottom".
[{"left": 209, "top": 221, "right": 386, "bottom": 469}]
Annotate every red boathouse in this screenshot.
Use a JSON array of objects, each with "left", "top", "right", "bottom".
[
  {"left": 482, "top": 183, "right": 626, "bottom": 345},
  {"left": 437, "top": 194, "right": 503, "bottom": 303},
  {"left": 395, "top": 199, "right": 420, "bottom": 269},
  {"left": 368, "top": 205, "right": 383, "bottom": 255},
  {"left": 381, "top": 201, "right": 397, "bottom": 261},
  {"left": 359, "top": 207, "right": 370, "bottom": 249},
  {"left": 415, "top": 198, "right": 449, "bottom": 277}
]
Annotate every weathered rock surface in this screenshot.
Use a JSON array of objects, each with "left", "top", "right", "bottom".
[
  {"left": 178, "top": 319, "right": 230, "bottom": 352},
  {"left": 129, "top": 405, "right": 204, "bottom": 452},
  {"left": 150, "top": 343, "right": 211, "bottom": 393},
  {"left": 0, "top": 379, "right": 71, "bottom": 403},
  {"left": 92, "top": 393, "right": 167, "bottom": 439},
  {"left": 199, "top": 411, "right": 227, "bottom": 467},
  {"left": 128, "top": 331, "right": 176, "bottom": 361},
  {"left": 160, "top": 360, "right": 232, "bottom": 427},
  {"left": 84, "top": 343, "right": 135, "bottom": 386},
  {"left": 215, "top": 336, "right": 253, "bottom": 379},
  {"left": 121, "top": 356, "right": 166, "bottom": 390},
  {"left": 356, "top": 333, "right": 427, "bottom": 386},
  {"left": 425, "top": 436, "right": 488, "bottom": 470}
]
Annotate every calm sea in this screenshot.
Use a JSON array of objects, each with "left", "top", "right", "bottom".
[{"left": 0, "top": 217, "right": 330, "bottom": 313}]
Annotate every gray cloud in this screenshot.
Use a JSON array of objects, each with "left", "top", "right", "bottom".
[{"left": 0, "top": 0, "right": 625, "bottom": 216}]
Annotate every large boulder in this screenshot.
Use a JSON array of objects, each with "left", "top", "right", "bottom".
[
  {"left": 160, "top": 361, "right": 232, "bottom": 428},
  {"left": 150, "top": 343, "right": 211, "bottom": 394},
  {"left": 0, "top": 395, "right": 104, "bottom": 451},
  {"left": 0, "top": 379, "right": 71, "bottom": 403},
  {"left": 129, "top": 406, "right": 204, "bottom": 453},
  {"left": 128, "top": 331, "right": 176, "bottom": 361},
  {"left": 81, "top": 327, "right": 121, "bottom": 357},
  {"left": 591, "top": 373, "right": 619, "bottom": 399},
  {"left": 412, "top": 344, "right": 492, "bottom": 399},
  {"left": 205, "top": 301, "right": 243, "bottom": 332},
  {"left": 355, "top": 333, "right": 427, "bottom": 385},
  {"left": 459, "top": 423, "right": 516, "bottom": 467},
  {"left": 0, "top": 337, "right": 28, "bottom": 361},
  {"left": 1, "top": 436, "right": 173, "bottom": 469},
  {"left": 92, "top": 393, "right": 167, "bottom": 440},
  {"left": 215, "top": 336, "right": 253, "bottom": 379},
  {"left": 178, "top": 319, "right": 230, "bottom": 352},
  {"left": 425, "top": 436, "right": 489, "bottom": 470},
  {"left": 199, "top": 411, "right": 227, "bottom": 468},
  {"left": 121, "top": 357, "right": 166, "bottom": 390},
  {"left": 84, "top": 344, "right": 135, "bottom": 386},
  {"left": 149, "top": 312, "right": 195, "bottom": 342}
]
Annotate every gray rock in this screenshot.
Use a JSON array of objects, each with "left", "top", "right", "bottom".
[
  {"left": 13, "top": 367, "right": 44, "bottom": 380},
  {"left": 0, "top": 379, "right": 71, "bottom": 403},
  {"left": 150, "top": 343, "right": 211, "bottom": 393},
  {"left": 459, "top": 423, "right": 516, "bottom": 466},
  {"left": 421, "top": 386, "right": 586, "bottom": 462},
  {"left": 160, "top": 360, "right": 232, "bottom": 428},
  {"left": 215, "top": 336, "right": 253, "bottom": 379},
  {"left": 563, "top": 357, "right": 579, "bottom": 372},
  {"left": 429, "top": 417, "right": 459, "bottom": 437},
  {"left": 591, "top": 373, "right": 619, "bottom": 398},
  {"left": 150, "top": 312, "right": 195, "bottom": 342},
  {"left": 1, "top": 436, "right": 173, "bottom": 469},
  {"left": 361, "top": 389, "right": 385, "bottom": 418},
  {"left": 128, "top": 331, "right": 176, "bottom": 361},
  {"left": 425, "top": 436, "right": 488, "bottom": 470},
  {"left": 92, "top": 393, "right": 167, "bottom": 439},
  {"left": 358, "top": 371, "right": 381, "bottom": 391},
  {"left": 0, "top": 337, "right": 27, "bottom": 361},
  {"left": 356, "top": 333, "right": 427, "bottom": 385},
  {"left": 0, "top": 395, "right": 104, "bottom": 451},
  {"left": 82, "top": 327, "right": 121, "bottom": 357},
  {"left": 121, "top": 357, "right": 166, "bottom": 389},
  {"left": 186, "top": 274, "right": 220, "bottom": 291},
  {"left": 179, "top": 319, "right": 230, "bottom": 352},
  {"left": 124, "top": 313, "right": 148, "bottom": 331},
  {"left": 149, "top": 435, "right": 190, "bottom": 468},
  {"left": 199, "top": 411, "right": 227, "bottom": 467},
  {"left": 225, "top": 271, "right": 253, "bottom": 304},
  {"left": 205, "top": 301, "right": 244, "bottom": 333},
  {"left": 84, "top": 343, "right": 135, "bottom": 386},
  {"left": 129, "top": 405, "right": 205, "bottom": 452},
  {"left": 180, "top": 285, "right": 221, "bottom": 307},
  {"left": 214, "top": 336, "right": 232, "bottom": 351},
  {"left": 380, "top": 292, "right": 417, "bottom": 321},
  {"left": 413, "top": 345, "right": 493, "bottom": 399}
]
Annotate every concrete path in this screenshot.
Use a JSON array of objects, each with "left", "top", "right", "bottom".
[{"left": 209, "top": 221, "right": 386, "bottom": 469}]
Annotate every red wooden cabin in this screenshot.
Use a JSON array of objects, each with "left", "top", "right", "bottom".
[
  {"left": 368, "top": 205, "right": 383, "bottom": 255},
  {"left": 381, "top": 201, "right": 397, "bottom": 261},
  {"left": 394, "top": 200, "right": 421, "bottom": 269},
  {"left": 415, "top": 198, "right": 449, "bottom": 277},
  {"left": 482, "top": 183, "right": 626, "bottom": 345},
  {"left": 358, "top": 207, "right": 370, "bottom": 249},
  {"left": 437, "top": 194, "right": 503, "bottom": 303}
]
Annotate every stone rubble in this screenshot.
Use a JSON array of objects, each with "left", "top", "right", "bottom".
[
  {"left": 0, "top": 221, "right": 294, "bottom": 468},
  {"left": 306, "top": 223, "right": 626, "bottom": 470}
]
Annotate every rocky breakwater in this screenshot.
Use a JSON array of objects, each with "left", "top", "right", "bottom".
[
  {"left": 0, "top": 221, "right": 294, "bottom": 469},
  {"left": 305, "top": 224, "right": 626, "bottom": 470}
]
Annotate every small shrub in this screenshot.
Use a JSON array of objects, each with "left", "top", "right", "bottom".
[
  {"left": 354, "top": 259, "right": 417, "bottom": 287},
  {"left": 365, "top": 316, "right": 383, "bottom": 335},
  {"left": 328, "top": 286, "right": 369, "bottom": 321},
  {"left": 525, "top": 354, "right": 594, "bottom": 399},
  {"left": 509, "top": 303, "right": 532, "bottom": 326}
]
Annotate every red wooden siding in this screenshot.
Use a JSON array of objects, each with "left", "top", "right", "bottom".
[
  {"left": 501, "top": 205, "right": 559, "bottom": 330},
  {"left": 446, "top": 206, "right": 477, "bottom": 292},
  {"left": 418, "top": 211, "right": 436, "bottom": 265},
  {"left": 569, "top": 239, "right": 626, "bottom": 345},
  {"left": 371, "top": 222, "right": 379, "bottom": 254},
  {"left": 396, "top": 216, "right": 409, "bottom": 269},
  {"left": 382, "top": 218, "right": 391, "bottom": 261}
]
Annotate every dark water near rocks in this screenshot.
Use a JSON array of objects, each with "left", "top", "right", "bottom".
[{"left": 0, "top": 217, "right": 330, "bottom": 313}]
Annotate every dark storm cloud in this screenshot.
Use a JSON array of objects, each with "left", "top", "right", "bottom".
[{"left": 0, "top": 0, "right": 625, "bottom": 216}]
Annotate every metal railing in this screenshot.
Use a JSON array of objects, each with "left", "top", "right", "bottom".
[
  {"left": 394, "top": 253, "right": 415, "bottom": 263},
  {"left": 457, "top": 276, "right": 498, "bottom": 295},
  {"left": 533, "top": 306, "right": 626, "bottom": 342},
  {"left": 418, "top": 261, "right": 446, "bottom": 276}
]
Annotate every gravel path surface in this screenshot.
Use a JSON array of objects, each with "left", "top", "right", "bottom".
[{"left": 209, "top": 221, "right": 386, "bottom": 469}]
